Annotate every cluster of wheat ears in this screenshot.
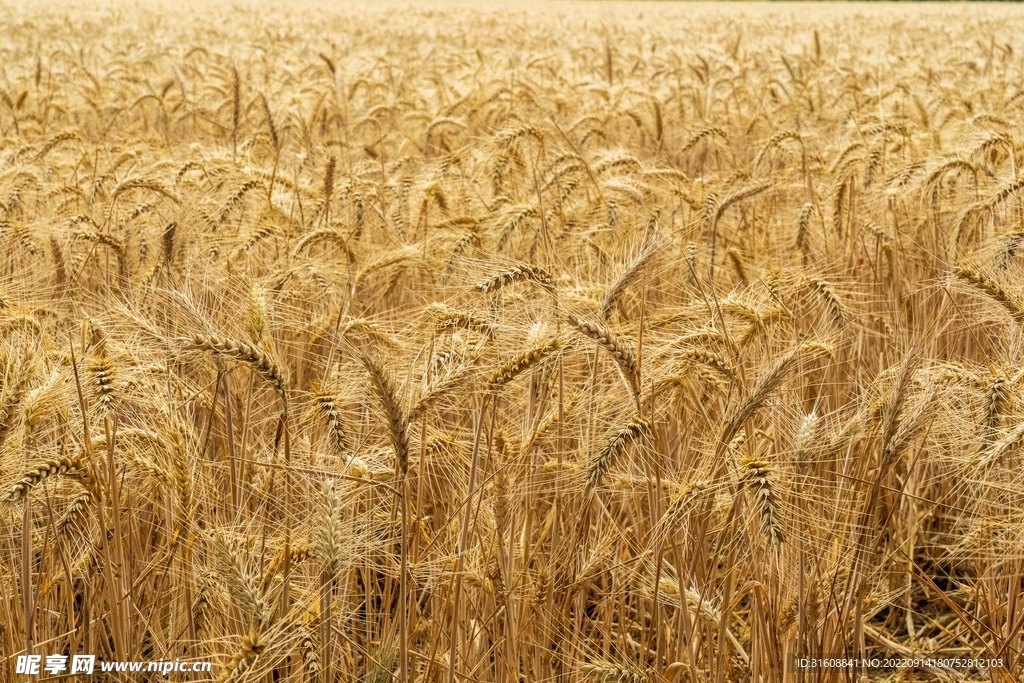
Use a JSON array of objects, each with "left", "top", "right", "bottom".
[{"left": 2, "top": 2, "right": 1024, "bottom": 682}]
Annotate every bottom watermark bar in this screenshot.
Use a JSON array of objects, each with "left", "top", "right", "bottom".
[
  {"left": 14, "top": 654, "right": 213, "bottom": 676},
  {"left": 792, "top": 655, "right": 1005, "bottom": 673}
]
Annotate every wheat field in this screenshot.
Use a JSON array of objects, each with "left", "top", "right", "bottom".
[{"left": 1, "top": 1, "right": 1024, "bottom": 681}]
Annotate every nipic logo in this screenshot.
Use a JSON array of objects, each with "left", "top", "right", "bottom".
[
  {"left": 16, "top": 654, "right": 96, "bottom": 675},
  {"left": 14, "top": 654, "right": 211, "bottom": 676}
]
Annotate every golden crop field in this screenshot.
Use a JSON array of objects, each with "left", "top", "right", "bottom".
[{"left": 2, "top": 1, "right": 1024, "bottom": 681}]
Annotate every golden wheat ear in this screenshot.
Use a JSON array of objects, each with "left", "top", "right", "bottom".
[
  {"left": 741, "top": 452, "right": 786, "bottom": 548},
  {"left": 4, "top": 456, "right": 92, "bottom": 503},
  {"left": 571, "top": 317, "right": 639, "bottom": 395},
  {"left": 214, "top": 630, "right": 265, "bottom": 683},
  {"left": 487, "top": 338, "right": 563, "bottom": 388},
  {"left": 358, "top": 352, "right": 410, "bottom": 476},
  {"left": 585, "top": 416, "right": 649, "bottom": 491},
  {"left": 308, "top": 382, "right": 350, "bottom": 461},
  {"left": 179, "top": 333, "right": 288, "bottom": 402},
  {"left": 477, "top": 263, "right": 556, "bottom": 295},
  {"left": 953, "top": 263, "right": 1024, "bottom": 324}
]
